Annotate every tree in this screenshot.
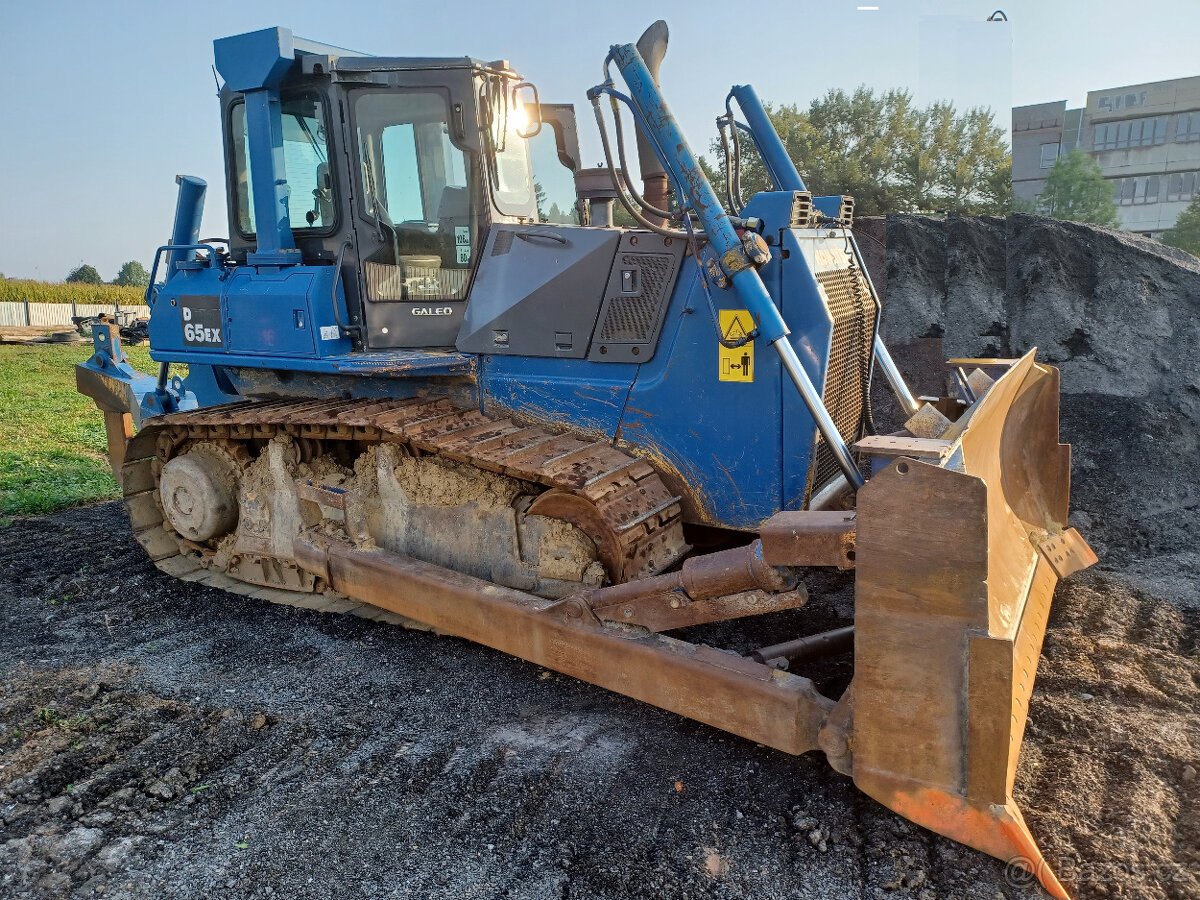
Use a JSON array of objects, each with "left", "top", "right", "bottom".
[
  {"left": 611, "top": 200, "right": 637, "bottom": 228},
  {"left": 1038, "top": 150, "right": 1119, "bottom": 227},
  {"left": 905, "top": 103, "right": 1011, "bottom": 213},
  {"left": 1162, "top": 194, "right": 1200, "bottom": 257},
  {"left": 1010, "top": 194, "right": 1041, "bottom": 214},
  {"left": 544, "top": 201, "right": 575, "bottom": 225},
  {"left": 66, "top": 264, "right": 103, "bottom": 285},
  {"left": 114, "top": 260, "right": 150, "bottom": 288},
  {"left": 701, "top": 86, "right": 1011, "bottom": 216}
]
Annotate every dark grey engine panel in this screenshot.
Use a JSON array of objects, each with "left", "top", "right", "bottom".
[
  {"left": 587, "top": 234, "right": 687, "bottom": 363},
  {"left": 456, "top": 224, "right": 620, "bottom": 358}
]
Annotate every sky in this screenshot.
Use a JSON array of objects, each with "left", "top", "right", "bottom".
[{"left": 1, "top": 0, "right": 1199, "bottom": 281}]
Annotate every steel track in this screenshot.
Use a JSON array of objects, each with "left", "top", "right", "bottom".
[{"left": 118, "top": 397, "right": 690, "bottom": 616}]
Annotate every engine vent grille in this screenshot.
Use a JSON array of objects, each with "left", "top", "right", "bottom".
[
  {"left": 807, "top": 264, "right": 879, "bottom": 500},
  {"left": 491, "top": 230, "right": 515, "bottom": 256},
  {"left": 599, "top": 253, "right": 674, "bottom": 342}
]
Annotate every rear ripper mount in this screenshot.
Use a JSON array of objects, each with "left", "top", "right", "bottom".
[{"left": 87, "top": 320, "right": 1095, "bottom": 899}]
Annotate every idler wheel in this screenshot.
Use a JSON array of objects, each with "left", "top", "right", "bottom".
[{"left": 159, "top": 445, "right": 240, "bottom": 542}]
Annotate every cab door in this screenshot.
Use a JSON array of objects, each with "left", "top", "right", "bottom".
[{"left": 347, "top": 77, "right": 485, "bottom": 349}]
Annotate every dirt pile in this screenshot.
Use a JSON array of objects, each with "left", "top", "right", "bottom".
[{"left": 1020, "top": 573, "right": 1199, "bottom": 900}]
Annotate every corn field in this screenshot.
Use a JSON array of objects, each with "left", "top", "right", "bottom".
[{"left": 0, "top": 280, "right": 146, "bottom": 306}]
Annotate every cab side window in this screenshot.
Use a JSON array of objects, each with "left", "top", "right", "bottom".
[{"left": 231, "top": 93, "right": 335, "bottom": 236}]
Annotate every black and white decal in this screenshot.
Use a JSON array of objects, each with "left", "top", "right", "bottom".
[{"left": 180, "top": 295, "right": 224, "bottom": 347}]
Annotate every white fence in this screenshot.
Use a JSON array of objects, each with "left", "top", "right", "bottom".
[{"left": 0, "top": 301, "right": 147, "bottom": 328}]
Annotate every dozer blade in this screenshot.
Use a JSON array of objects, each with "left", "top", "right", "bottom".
[{"left": 851, "top": 350, "right": 1095, "bottom": 899}]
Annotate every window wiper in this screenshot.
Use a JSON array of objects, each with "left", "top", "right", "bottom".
[
  {"left": 360, "top": 145, "right": 386, "bottom": 235},
  {"left": 294, "top": 115, "right": 326, "bottom": 164},
  {"left": 359, "top": 138, "right": 403, "bottom": 271}
]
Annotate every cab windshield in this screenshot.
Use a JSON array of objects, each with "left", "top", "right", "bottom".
[{"left": 354, "top": 90, "right": 475, "bottom": 301}]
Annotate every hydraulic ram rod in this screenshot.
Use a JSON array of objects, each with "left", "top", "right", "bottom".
[
  {"left": 608, "top": 44, "right": 865, "bottom": 489},
  {"left": 728, "top": 84, "right": 806, "bottom": 194},
  {"left": 873, "top": 335, "right": 920, "bottom": 417}
]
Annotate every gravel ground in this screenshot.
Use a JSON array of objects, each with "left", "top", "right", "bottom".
[
  {"left": 2, "top": 215, "right": 1198, "bottom": 899},
  {"left": 0, "top": 505, "right": 1194, "bottom": 900}
]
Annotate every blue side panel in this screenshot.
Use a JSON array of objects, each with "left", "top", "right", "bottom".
[
  {"left": 617, "top": 268, "right": 784, "bottom": 528},
  {"left": 226, "top": 270, "right": 316, "bottom": 356},
  {"left": 742, "top": 193, "right": 836, "bottom": 511},
  {"left": 148, "top": 263, "right": 354, "bottom": 366},
  {"left": 147, "top": 265, "right": 225, "bottom": 352},
  {"left": 480, "top": 356, "right": 638, "bottom": 438}
]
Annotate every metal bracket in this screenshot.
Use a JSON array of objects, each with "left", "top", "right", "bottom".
[
  {"left": 1034, "top": 527, "right": 1098, "bottom": 579},
  {"left": 852, "top": 435, "right": 954, "bottom": 461},
  {"left": 759, "top": 510, "right": 857, "bottom": 569},
  {"left": 591, "top": 586, "right": 807, "bottom": 632},
  {"left": 294, "top": 480, "right": 372, "bottom": 547}
]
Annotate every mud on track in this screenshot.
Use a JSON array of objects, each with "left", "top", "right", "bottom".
[{"left": 0, "top": 501, "right": 1196, "bottom": 900}]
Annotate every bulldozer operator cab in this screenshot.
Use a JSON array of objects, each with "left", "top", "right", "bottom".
[{"left": 220, "top": 45, "right": 556, "bottom": 350}]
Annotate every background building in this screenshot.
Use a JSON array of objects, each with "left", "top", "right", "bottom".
[
  {"left": 1012, "top": 100, "right": 1069, "bottom": 203},
  {"left": 1013, "top": 76, "right": 1200, "bottom": 237}
]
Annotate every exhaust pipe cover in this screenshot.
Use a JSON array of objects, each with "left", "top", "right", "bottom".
[{"left": 634, "top": 21, "right": 671, "bottom": 225}]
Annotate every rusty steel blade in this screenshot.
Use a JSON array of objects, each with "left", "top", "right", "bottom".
[{"left": 851, "top": 350, "right": 1094, "bottom": 900}]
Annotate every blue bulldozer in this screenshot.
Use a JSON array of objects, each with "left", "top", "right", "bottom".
[{"left": 78, "top": 22, "right": 1095, "bottom": 897}]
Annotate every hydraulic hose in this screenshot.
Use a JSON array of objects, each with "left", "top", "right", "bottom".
[
  {"left": 589, "top": 96, "right": 686, "bottom": 239},
  {"left": 726, "top": 102, "right": 747, "bottom": 211},
  {"left": 609, "top": 96, "right": 674, "bottom": 221},
  {"left": 718, "top": 120, "right": 741, "bottom": 215}
]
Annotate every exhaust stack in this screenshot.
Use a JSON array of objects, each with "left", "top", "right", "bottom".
[
  {"left": 634, "top": 21, "right": 671, "bottom": 226},
  {"left": 166, "top": 175, "right": 207, "bottom": 278}
]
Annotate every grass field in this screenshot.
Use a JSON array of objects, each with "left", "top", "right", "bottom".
[{"left": 0, "top": 343, "right": 157, "bottom": 522}]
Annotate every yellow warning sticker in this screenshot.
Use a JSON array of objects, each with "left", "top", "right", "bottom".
[{"left": 718, "top": 309, "right": 754, "bottom": 382}]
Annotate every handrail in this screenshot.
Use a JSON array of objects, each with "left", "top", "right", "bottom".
[
  {"left": 145, "top": 243, "right": 221, "bottom": 305},
  {"left": 330, "top": 239, "right": 357, "bottom": 336},
  {"left": 513, "top": 230, "right": 568, "bottom": 245}
]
